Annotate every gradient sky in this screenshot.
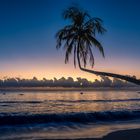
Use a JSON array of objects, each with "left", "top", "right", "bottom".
[{"left": 0, "top": 0, "right": 140, "bottom": 81}]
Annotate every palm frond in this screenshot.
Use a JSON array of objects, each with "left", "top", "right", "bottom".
[
  {"left": 93, "top": 18, "right": 106, "bottom": 34},
  {"left": 88, "top": 45, "right": 95, "bottom": 67},
  {"left": 65, "top": 38, "right": 75, "bottom": 63},
  {"left": 74, "top": 45, "right": 77, "bottom": 68},
  {"left": 88, "top": 35, "right": 105, "bottom": 57},
  {"left": 56, "top": 6, "right": 106, "bottom": 68}
]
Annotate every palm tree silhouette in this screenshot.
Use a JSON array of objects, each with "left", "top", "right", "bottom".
[{"left": 56, "top": 6, "right": 140, "bottom": 85}]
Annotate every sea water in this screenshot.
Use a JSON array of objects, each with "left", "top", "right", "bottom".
[{"left": 0, "top": 90, "right": 140, "bottom": 139}]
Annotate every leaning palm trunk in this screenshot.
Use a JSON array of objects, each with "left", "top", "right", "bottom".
[
  {"left": 77, "top": 51, "right": 140, "bottom": 85},
  {"left": 80, "top": 68, "right": 140, "bottom": 85}
]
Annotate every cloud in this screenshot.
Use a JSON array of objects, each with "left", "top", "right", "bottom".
[
  {"left": 100, "top": 76, "right": 112, "bottom": 87},
  {"left": 0, "top": 76, "right": 138, "bottom": 88}
]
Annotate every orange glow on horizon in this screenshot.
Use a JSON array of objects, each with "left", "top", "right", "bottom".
[{"left": 0, "top": 57, "right": 140, "bottom": 81}]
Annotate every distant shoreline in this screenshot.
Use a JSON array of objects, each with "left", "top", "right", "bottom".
[{"left": 0, "top": 87, "right": 140, "bottom": 92}]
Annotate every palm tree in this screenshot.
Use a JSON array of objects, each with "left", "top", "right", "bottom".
[{"left": 56, "top": 6, "right": 140, "bottom": 85}]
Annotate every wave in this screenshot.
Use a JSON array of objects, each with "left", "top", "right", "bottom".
[
  {"left": 0, "top": 98, "right": 140, "bottom": 104},
  {"left": 0, "top": 110, "right": 140, "bottom": 125}
]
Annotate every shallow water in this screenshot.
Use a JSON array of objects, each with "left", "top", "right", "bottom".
[{"left": 0, "top": 90, "right": 140, "bottom": 139}]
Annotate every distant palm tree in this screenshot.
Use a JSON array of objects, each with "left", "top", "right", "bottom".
[{"left": 56, "top": 6, "right": 140, "bottom": 85}]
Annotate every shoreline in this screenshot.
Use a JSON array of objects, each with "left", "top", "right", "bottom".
[
  {"left": 38, "top": 128, "right": 140, "bottom": 140},
  {"left": 78, "top": 128, "right": 140, "bottom": 140},
  {"left": 0, "top": 87, "right": 140, "bottom": 92},
  {"left": 0, "top": 124, "right": 140, "bottom": 140}
]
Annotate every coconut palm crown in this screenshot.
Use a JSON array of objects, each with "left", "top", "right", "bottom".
[{"left": 56, "top": 6, "right": 106, "bottom": 68}]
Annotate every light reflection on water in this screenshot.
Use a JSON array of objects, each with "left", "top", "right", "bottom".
[{"left": 0, "top": 90, "right": 140, "bottom": 114}]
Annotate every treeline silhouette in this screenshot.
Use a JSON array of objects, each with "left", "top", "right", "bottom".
[{"left": 0, "top": 76, "right": 137, "bottom": 88}]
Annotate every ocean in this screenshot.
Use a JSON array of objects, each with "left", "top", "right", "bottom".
[{"left": 0, "top": 90, "right": 140, "bottom": 139}]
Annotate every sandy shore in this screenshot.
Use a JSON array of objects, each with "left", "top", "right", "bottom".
[
  {"left": 73, "top": 128, "right": 140, "bottom": 140},
  {"left": 39, "top": 129, "right": 140, "bottom": 140},
  {"left": 0, "top": 128, "right": 139, "bottom": 140}
]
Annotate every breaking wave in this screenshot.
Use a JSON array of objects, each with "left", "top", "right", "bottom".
[{"left": 0, "top": 110, "right": 140, "bottom": 125}]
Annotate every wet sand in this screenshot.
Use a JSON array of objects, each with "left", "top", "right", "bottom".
[
  {"left": 40, "top": 128, "right": 140, "bottom": 140},
  {"left": 74, "top": 128, "right": 140, "bottom": 140},
  {"left": 38, "top": 129, "right": 140, "bottom": 140}
]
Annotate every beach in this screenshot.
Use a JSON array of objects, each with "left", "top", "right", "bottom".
[
  {"left": 27, "top": 129, "right": 140, "bottom": 140},
  {"left": 0, "top": 90, "right": 140, "bottom": 139},
  {"left": 1, "top": 0, "right": 140, "bottom": 139},
  {"left": 39, "top": 129, "right": 140, "bottom": 140},
  {"left": 72, "top": 128, "right": 140, "bottom": 140}
]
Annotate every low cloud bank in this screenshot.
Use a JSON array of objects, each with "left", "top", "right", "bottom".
[{"left": 0, "top": 76, "right": 137, "bottom": 88}]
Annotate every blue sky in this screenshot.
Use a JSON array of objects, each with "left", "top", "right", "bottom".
[{"left": 0, "top": 0, "right": 140, "bottom": 80}]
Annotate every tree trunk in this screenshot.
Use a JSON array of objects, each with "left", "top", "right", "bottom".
[
  {"left": 80, "top": 67, "right": 140, "bottom": 85},
  {"left": 77, "top": 49, "right": 140, "bottom": 85}
]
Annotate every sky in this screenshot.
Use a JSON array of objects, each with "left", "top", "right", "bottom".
[{"left": 0, "top": 0, "right": 140, "bottom": 81}]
